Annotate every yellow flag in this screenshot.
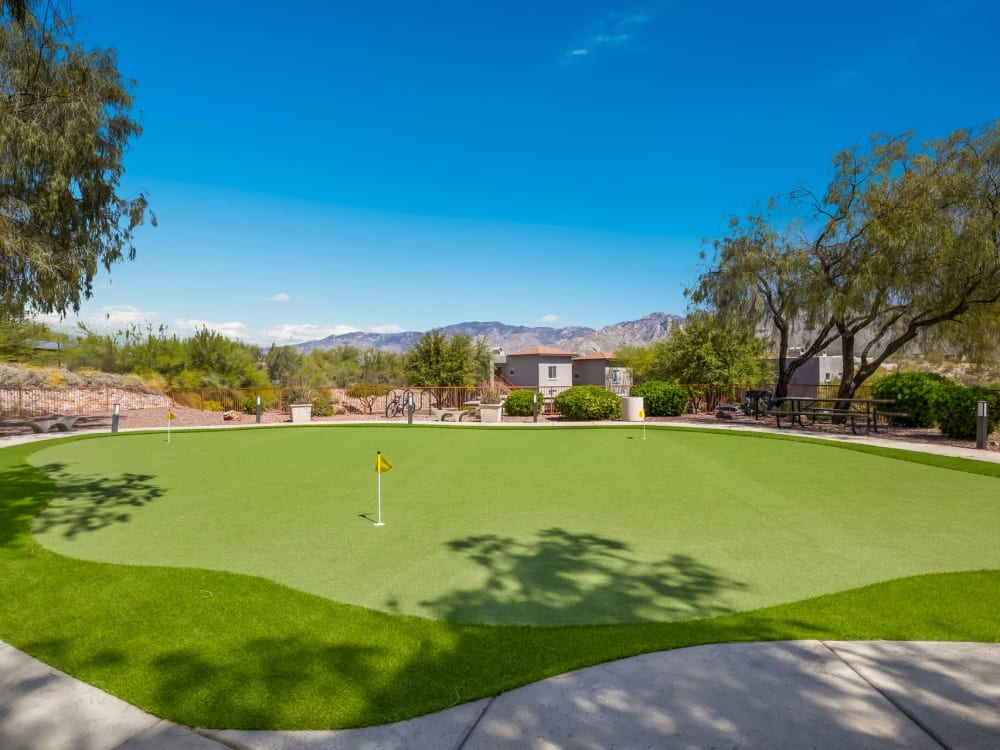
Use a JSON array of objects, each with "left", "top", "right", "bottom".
[
  {"left": 638, "top": 408, "right": 645, "bottom": 419},
  {"left": 167, "top": 410, "right": 175, "bottom": 421},
  {"left": 375, "top": 452, "right": 392, "bottom": 474}
]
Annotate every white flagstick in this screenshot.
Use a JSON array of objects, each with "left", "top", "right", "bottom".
[{"left": 375, "top": 470, "right": 384, "bottom": 526}]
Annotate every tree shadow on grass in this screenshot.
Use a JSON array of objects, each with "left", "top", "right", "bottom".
[
  {"left": 420, "top": 527, "right": 749, "bottom": 626},
  {"left": 30, "top": 463, "right": 164, "bottom": 540},
  {"left": 0, "top": 462, "right": 56, "bottom": 548}
]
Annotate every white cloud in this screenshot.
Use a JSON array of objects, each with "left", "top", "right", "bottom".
[
  {"left": 367, "top": 324, "right": 405, "bottom": 334},
  {"left": 260, "top": 323, "right": 360, "bottom": 344},
  {"left": 83, "top": 306, "right": 160, "bottom": 328},
  {"left": 266, "top": 293, "right": 291, "bottom": 302},
  {"left": 565, "top": 11, "right": 653, "bottom": 60},
  {"left": 537, "top": 313, "right": 559, "bottom": 324},
  {"left": 175, "top": 318, "right": 250, "bottom": 340}
]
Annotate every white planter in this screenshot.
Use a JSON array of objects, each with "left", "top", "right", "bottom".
[
  {"left": 621, "top": 396, "right": 644, "bottom": 422},
  {"left": 479, "top": 403, "right": 503, "bottom": 423},
  {"left": 290, "top": 403, "right": 312, "bottom": 423}
]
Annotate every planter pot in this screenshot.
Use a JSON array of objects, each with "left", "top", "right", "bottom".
[
  {"left": 479, "top": 403, "right": 503, "bottom": 424},
  {"left": 290, "top": 403, "right": 312, "bottom": 423}
]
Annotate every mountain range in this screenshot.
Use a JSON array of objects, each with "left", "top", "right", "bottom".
[{"left": 296, "top": 312, "right": 686, "bottom": 355}]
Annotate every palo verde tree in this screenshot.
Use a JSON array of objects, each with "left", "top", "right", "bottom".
[
  {"left": 692, "top": 122, "right": 1000, "bottom": 399},
  {"left": 1, "top": 3, "right": 154, "bottom": 320},
  {"left": 403, "top": 330, "right": 491, "bottom": 394}
]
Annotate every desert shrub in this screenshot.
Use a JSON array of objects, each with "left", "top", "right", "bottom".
[
  {"left": 204, "top": 400, "right": 223, "bottom": 412},
  {"left": 554, "top": 385, "right": 622, "bottom": 421},
  {"left": 241, "top": 389, "right": 282, "bottom": 414},
  {"left": 504, "top": 389, "right": 541, "bottom": 416},
  {"left": 282, "top": 384, "right": 314, "bottom": 405},
  {"left": 869, "top": 371, "right": 949, "bottom": 427},
  {"left": 630, "top": 380, "right": 689, "bottom": 416},
  {"left": 311, "top": 395, "right": 334, "bottom": 416},
  {"left": 931, "top": 383, "right": 1000, "bottom": 440},
  {"left": 344, "top": 382, "right": 391, "bottom": 413}
]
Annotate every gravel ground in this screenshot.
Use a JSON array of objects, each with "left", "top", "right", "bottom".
[{"left": 1, "top": 404, "right": 997, "bottom": 452}]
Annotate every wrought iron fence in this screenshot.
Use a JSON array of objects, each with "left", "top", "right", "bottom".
[
  {"left": 0, "top": 386, "right": 170, "bottom": 417},
  {"left": 1, "top": 382, "right": 886, "bottom": 419}
]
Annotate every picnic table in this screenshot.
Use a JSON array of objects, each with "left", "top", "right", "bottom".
[{"left": 769, "top": 397, "right": 898, "bottom": 435}]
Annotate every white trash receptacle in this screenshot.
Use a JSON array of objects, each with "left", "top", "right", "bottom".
[{"left": 621, "top": 396, "right": 644, "bottom": 422}]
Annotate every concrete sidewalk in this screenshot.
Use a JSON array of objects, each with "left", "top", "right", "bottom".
[{"left": 2, "top": 639, "right": 998, "bottom": 749}]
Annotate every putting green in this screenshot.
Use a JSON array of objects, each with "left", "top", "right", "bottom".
[{"left": 29, "top": 425, "right": 1000, "bottom": 626}]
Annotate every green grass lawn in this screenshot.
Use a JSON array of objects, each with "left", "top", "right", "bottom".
[{"left": 1, "top": 424, "right": 999, "bottom": 729}]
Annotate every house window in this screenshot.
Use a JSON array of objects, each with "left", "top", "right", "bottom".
[
  {"left": 610, "top": 369, "right": 622, "bottom": 385},
  {"left": 547, "top": 366, "right": 557, "bottom": 380}
]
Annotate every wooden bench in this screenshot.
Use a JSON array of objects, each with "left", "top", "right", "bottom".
[
  {"left": 431, "top": 407, "right": 470, "bottom": 423},
  {"left": 29, "top": 415, "right": 81, "bottom": 433}
]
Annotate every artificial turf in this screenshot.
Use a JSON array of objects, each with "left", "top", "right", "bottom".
[
  {"left": 0, "top": 425, "right": 998, "bottom": 729},
  {"left": 27, "top": 425, "right": 1000, "bottom": 625}
]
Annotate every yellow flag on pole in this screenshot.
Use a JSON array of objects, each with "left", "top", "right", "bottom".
[
  {"left": 167, "top": 411, "right": 175, "bottom": 421},
  {"left": 375, "top": 451, "right": 392, "bottom": 474},
  {"left": 638, "top": 408, "right": 645, "bottom": 419}
]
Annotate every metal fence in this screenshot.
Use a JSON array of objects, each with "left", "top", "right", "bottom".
[
  {"left": 0, "top": 382, "right": 884, "bottom": 419},
  {"left": 0, "top": 386, "right": 171, "bottom": 417}
]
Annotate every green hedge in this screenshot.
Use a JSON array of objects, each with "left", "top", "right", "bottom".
[
  {"left": 870, "top": 372, "right": 949, "bottom": 428},
  {"left": 931, "top": 383, "right": 1000, "bottom": 440},
  {"left": 504, "top": 389, "right": 541, "bottom": 416},
  {"left": 554, "top": 386, "right": 622, "bottom": 421},
  {"left": 629, "top": 380, "right": 689, "bottom": 417}
]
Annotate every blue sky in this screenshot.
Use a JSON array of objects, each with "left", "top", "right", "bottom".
[{"left": 44, "top": 0, "right": 1000, "bottom": 345}]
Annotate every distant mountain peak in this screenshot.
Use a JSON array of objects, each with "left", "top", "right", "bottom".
[{"left": 295, "top": 312, "right": 684, "bottom": 354}]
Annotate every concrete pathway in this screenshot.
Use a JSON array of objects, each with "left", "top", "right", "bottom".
[{"left": 2, "top": 639, "right": 999, "bottom": 749}]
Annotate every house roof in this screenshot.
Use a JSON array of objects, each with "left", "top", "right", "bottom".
[
  {"left": 573, "top": 351, "right": 617, "bottom": 361},
  {"left": 507, "top": 346, "right": 577, "bottom": 357}
]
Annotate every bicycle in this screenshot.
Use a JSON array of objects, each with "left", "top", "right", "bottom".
[{"left": 384, "top": 389, "right": 417, "bottom": 418}]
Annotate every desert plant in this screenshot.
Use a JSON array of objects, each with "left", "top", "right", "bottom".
[
  {"left": 282, "top": 384, "right": 314, "bottom": 406},
  {"left": 479, "top": 386, "right": 505, "bottom": 405},
  {"left": 204, "top": 400, "right": 223, "bottom": 412},
  {"left": 629, "top": 380, "right": 689, "bottom": 417},
  {"left": 311, "top": 396, "right": 334, "bottom": 417},
  {"left": 870, "top": 371, "right": 949, "bottom": 428},
  {"left": 931, "top": 383, "right": 1000, "bottom": 440},
  {"left": 344, "top": 382, "right": 392, "bottom": 414},
  {"left": 503, "top": 389, "right": 541, "bottom": 416},
  {"left": 554, "top": 386, "right": 622, "bottom": 421}
]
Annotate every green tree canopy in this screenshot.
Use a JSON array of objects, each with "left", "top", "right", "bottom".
[
  {"left": 1, "top": 4, "right": 154, "bottom": 319},
  {"left": 692, "top": 122, "right": 1000, "bottom": 399},
  {"left": 403, "top": 330, "right": 489, "bottom": 387}
]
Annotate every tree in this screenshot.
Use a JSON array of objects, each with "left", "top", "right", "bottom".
[
  {"left": 265, "top": 345, "right": 303, "bottom": 386},
  {"left": 692, "top": 122, "right": 1000, "bottom": 399},
  {"left": 403, "top": 330, "right": 487, "bottom": 388},
  {"left": 1, "top": 4, "right": 154, "bottom": 319}
]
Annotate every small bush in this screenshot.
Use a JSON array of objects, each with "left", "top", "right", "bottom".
[
  {"left": 204, "top": 400, "right": 223, "bottom": 412},
  {"left": 503, "top": 389, "right": 541, "bottom": 416},
  {"left": 554, "top": 386, "right": 622, "bottom": 421},
  {"left": 312, "top": 396, "right": 334, "bottom": 416},
  {"left": 630, "top": 380, "right": 689, "bottom": 417},
  {"left": 869, "top": 372, "right": 949, "bottom": 427},
  {"left": 931, "top": 383, "right": 1000, "bottom": 440}
]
